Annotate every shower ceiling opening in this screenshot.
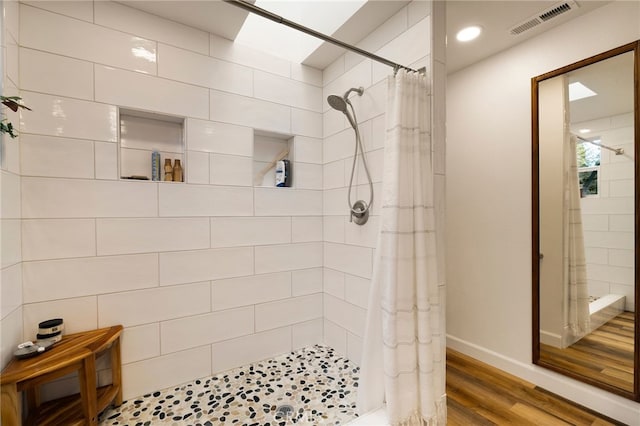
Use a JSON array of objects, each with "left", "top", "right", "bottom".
[
  {"left": 234, "top": 0, "right": 367, "bottom": 63},
  {"left": 119, "top": 0, "right": 410, "bottom": 69}
]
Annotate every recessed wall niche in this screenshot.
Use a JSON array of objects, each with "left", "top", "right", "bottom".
[
  {"left": 119, "top": 109, "right": 185, "bottom": 181},
  {"left": 253, "top": 131, "right": 293, "bottom": 187}
]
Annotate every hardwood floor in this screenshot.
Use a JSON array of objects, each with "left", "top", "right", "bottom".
[
  {"left": 540, "top": 312, "right": 634, "bottom": 393},
  {"left": 446, "top": 348, "right": 625, "bottom": 426}
]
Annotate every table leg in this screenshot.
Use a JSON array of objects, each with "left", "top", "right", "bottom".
[
  {"left": 110, "top": 337, "right": 123, "bottom": 406},
  {"left": 25, "top": 387, "right": 41, "bottom": 413},
  {"left": 1, "top": 382, "right": 21, "bottom": 425},
  {"left": 78, "top": 355, "right": 98, "bottom": 426}
]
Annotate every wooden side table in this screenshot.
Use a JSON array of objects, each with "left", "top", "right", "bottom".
[{"left": 1, "top": 325, "right": 123, "bottom": 425}]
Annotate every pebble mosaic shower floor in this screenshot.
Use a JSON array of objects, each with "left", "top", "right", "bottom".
[{"left": 99, "top": 345, "right": 360, "bottom": 426}]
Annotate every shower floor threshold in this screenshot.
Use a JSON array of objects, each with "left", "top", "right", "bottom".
[
  {"left": 99, "top": 345, "right": 359, "bottom": 425},
  {"left": 589, "top": 294, "right": 625, "bottom": 331}
]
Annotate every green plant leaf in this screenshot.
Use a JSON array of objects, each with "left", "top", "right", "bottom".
[{"left": 0, "top": 96, "right": 30, "bottom": 138}]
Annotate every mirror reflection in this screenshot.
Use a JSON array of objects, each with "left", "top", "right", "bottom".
[{"left": 537, "top": 50, "right": 635, "bottom": 395}]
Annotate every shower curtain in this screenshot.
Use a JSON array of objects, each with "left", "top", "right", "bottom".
[
  {"left": 357, "top": 70, "right": 446, "bottom": 425},
  {"left": 564, "top": 134, "right": 590, "bottom": 338}
]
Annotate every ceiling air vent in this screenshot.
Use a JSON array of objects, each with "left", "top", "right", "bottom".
[{"left": 509, "top": 0, "right": 579, "bottom": 36}]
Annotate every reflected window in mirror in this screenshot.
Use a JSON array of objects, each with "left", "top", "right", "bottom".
[{"left": 577, "top": 140, "right": 600, "bottom": 197}]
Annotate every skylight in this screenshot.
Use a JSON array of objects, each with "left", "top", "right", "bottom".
[
  {"left": 234, "top": 0, "right": 366, "bottom": 64},
  {"left": 568, "top": 82, "right": 597, "bottom": 102}
]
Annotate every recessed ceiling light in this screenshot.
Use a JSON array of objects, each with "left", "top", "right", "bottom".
[
  {"left": 579, "top": 129, "right": 591, "bottom": 134},
  {"left": 456, "top": 26, "right": 482, "bottom": 42},
  {"left": 568, "top": 82, "right": 597, "bottom": 102}
]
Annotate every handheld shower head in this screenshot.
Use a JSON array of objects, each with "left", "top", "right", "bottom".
[
  {"left": 327, "top": 95, "right": 348, "bottom": 113},
  {"left": 326, "top": 86, "right": 372, "bottom": 226},
  {"left": 326, "top": 87, "right": 364, "bottom": 113}
]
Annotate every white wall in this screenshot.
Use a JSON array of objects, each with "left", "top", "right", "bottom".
[
  {"left": 446, "top": 1, "right": 640, "bottom": 423},
  {"left": 537, "top": 75, "right": 566, "bottom": 347},
  {"left": 321, "top": 0, "right": 445, "bottom": 366},
  {"left": 0, "top": 0, "right": 23, "bottom": 370},
  {"left": 17, "top": 0, "right": 324, "bottom": 400}
]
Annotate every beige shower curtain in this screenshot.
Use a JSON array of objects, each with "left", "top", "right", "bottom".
[
  {"left": 357, "top": 69, "right": 446, "bottom": 425},
  {"left": 564, "top": 134, "right": 590, "bottom": 338}
]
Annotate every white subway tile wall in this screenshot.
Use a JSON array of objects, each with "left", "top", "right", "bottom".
[
  {"left": 210, "top": 90, "right": 291, "bottom": 134},
  {"left": 209, "top": 153, "right": 254, "bottom": 186},
  {"left": 22, "top": 219, "right": 96, "bottom": 261},
  {"left": 0, "top": 0, "right": 23, "bottom": 369},
  {"left": 97, "top": 217, "right": 210, "bottom": 255},
  {"left": 159, "top": 44, "right": 254, "bottom": 97},
  {"left": 254, "top": 294, "right": 323, "bottom": 332},
  {"left": 23, "top": 253, "right": 160, "bottom": 303},
  {"left": 1, "top": 264, "right": 22, "bottom": 320},
  {"left": 254, "top": 242, "right": 323, "bottom": 274},
  {"left": 292, "top": 318, "right": 324, "bottom": 349},
  {"left": 292, "top": 268, "right": 324, "bottom": 296},
  {"left": 7, "top": 0, "right": 438, "bottom": 402},
  {"left": 1, "top": 219, "right": 21, "bottom": 268},
  {"left": 120, "top": 323, "right": 161, "bottom": 364},
  {"left": 122, "top": 346, "right": 212, "bottom": 400},
  {"left": 211, "top": 217, "right": 291, "bottom": 248},
  {"left": 579, "top": 114, "right": 635, "bottom": 311},
  {"left": 93, "top": 1, "right": 209, "bottom": 55},
  {"left": 20, "top": 48, "right": 94, "bottom": 100},
  {"left": 23, "top": 296, "right": 98, "bottom": 337},
  {"left": 21, "top": 0, "right": 94, "bottom": 23},
  {"left": 211, "top": 272, "right": 292, "bottom": 311},
  {"left": 158, "top": 184, "right": 253, "bottom": 217},
  {"left": 292, "top": 136, "right": 323, "bottom": 164},
  {"left": 13, "top": 0, "right": 327, "bottom": 399},
  {"left": 21, "top": 134, "right": 95, "bottom": 179},
  {"left": 186, "top": 150, "right": 210, "bottom": 184},
  {"left": 94, "top": 142, "right": 119, "bottom": 180},
  {"left": 159, "top": 247, "right": 253, "bottom": 285},
  {"left": 211, "top": 327, "right": 292, "bottom": 373},
  {"left": 98, "top": 282, "right": 211, "bottom": 328},
  {"left": 160, "top": 307, "right": 255, "bottom": 354},
  {"left": 95, "top": 65, "right": 209, "bottom": 120},
  {"left": 19, "top": 91, "right": 118, "bottom": 142},
  {"left": 186, "top": 118, "right": 253, "bottom": 156},
  {"left": 20, "top": 5, "right": 158, "bottom": 75}
]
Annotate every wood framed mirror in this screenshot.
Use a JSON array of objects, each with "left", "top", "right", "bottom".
[{"left": 532, "top": 41, "right": 640, "bottom": 401}]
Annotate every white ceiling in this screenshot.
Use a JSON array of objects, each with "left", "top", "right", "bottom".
[
  {"left": 446, "top": 0, "right": 610, "bottom": 73},
  {"left": 119, "top": 0, "right": 612, "bottom": 74}
]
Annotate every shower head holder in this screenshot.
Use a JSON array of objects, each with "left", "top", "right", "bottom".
[
  {"left": 350, "top": 200, "right": 369, "bottom": 225},
  {"left": 343, "top": 86, "right": 364, "bottom": 99}
]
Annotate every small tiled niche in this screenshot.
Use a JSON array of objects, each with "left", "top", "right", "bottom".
[
  {"left": 253, "top": 130, "right": 293, "bottom": 187},
  {"left": 119, "top": 108, "right": 185, "bottom": 181}
]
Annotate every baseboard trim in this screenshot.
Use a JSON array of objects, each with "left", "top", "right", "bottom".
[
  {"left": 446, "top": 335, "right": 639, "bottom": 425},
  {"left": 540, "top": 329, "right": 562, "bottom": 347}
]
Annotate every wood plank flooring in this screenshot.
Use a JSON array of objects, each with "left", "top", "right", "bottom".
[
  {"left": 540, "top": 312, "right": 634, "bottom": 393},
  {"left": 446, "top": 348, "right": 625, "bottom": 426}
]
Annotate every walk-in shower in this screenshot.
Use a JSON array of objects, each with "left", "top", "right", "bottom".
[{"left": 327, "top": 87, "right": 374, "bottom": 225}]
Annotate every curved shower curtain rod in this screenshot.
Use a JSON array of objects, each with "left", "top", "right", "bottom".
[
  {"left": 223, "top": 0, "right": 425, "bottom": 75},
  {"left": 573, "top": 133, "right": 624, "bottom": 155}
]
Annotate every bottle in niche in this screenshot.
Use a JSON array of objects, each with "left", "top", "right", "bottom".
[
  {"left": 164, "top": 158, "right": 173, "bottom": 181},
  {"left": 173, "top": 159, "right": 183, "bottom": 182},
  {"left": 275, "top": 159, "right": 291, "bottom": 187},
  {"left": 151, "top": 151, "right": 161, "bottom": 181}
]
